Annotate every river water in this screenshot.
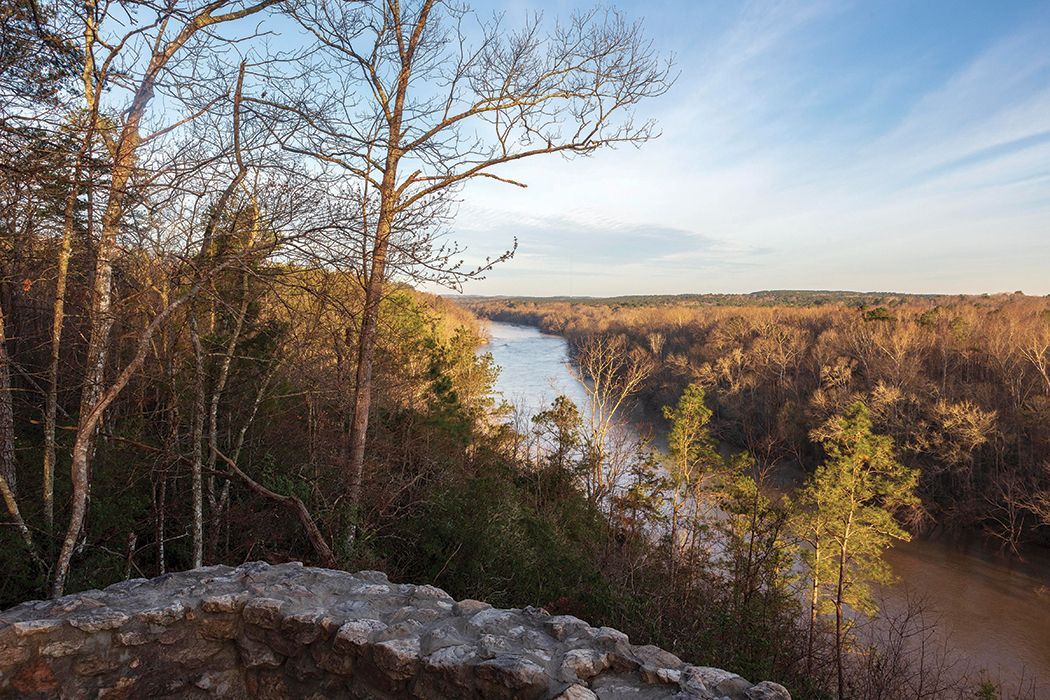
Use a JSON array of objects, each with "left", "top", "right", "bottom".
[{"left": 480, "top": 320, "right": 1050, "bottom": 694}]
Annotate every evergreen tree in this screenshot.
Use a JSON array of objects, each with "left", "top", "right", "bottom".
[{"left": 794, "top": 401, "right": 919, "bottom": 699}]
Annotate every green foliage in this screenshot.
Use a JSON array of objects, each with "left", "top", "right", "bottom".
[
  {"left": 385, "top": 455, "right": 615, "bottom": 615},
  {"left": 862, "top": 306, "right": 895, "bottom": 322},
  {"left": 663, "top": 383, "right": 721, "bottom": 492},
  {"left": 798, "top": 402, "right": 918, "bottom": 615}
]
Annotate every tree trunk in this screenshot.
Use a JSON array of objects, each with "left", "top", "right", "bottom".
[
  {"left": 806, "top": 541, "right": 820, "bottom": 677},
  {"left": 344, "top": 185, "right": 395, "bottom": 538},
  {"left": 54, "top": 132, "right": 139, "bottom": 597},
  {"left": 43, "top": 124, "right": 92, "bottom": 529},
  {"left": 189, "top": 316, "right": 206, "bottom": 567},
  {"left": 835, "top": 539, "right": 848, "bottom": 699},
  {"left": 0, "top": 299, "right": 16, "bottom": 496}
]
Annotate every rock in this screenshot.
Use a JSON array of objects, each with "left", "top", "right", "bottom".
[
  {"left": 543, "top": 615, "right": 590, "bottom": 641},
  {"left": 372, "top": 637, "right": 422, "bottom": 680},
  {"left": 334, "top": 618, "right": 387, "bottom": 652},
  {"left": 11, "top": 659, "right": 58, "bottom": 694},
  {"left": 68, "top": 609, "right": 129, "bottom": 632},
  {"left": 281, "top": 609, "right": 329, "bottom": 645},
  {"left": 476, "top": 654, "right": 549, "bottom": 692},
  {"left": 560, "top": 647, "right": 610, "bottom": 681},
  {"left": 0, "top": 643, "right": 30, "bottom": 665},
  {"left": 199, "top": 613, "right": 239, "bottom": 640},
  {"left": 0, "top": 562, "right": 790, "bottom": 699},
  {"left": 242, "top": 597, "right": 285, "bottom": 628},
  {"left": 237, "top": 636, "right": 283, "bottom": 669},
  {"left": 556, "top": 684, "right": 599, "bottom": 700},
  {"left": 684, "top": 666, "right": 752, "bottom": 698},
  {"left": 137, "top": 601, "right": 185, "bottom": 626},
  {"left": 453, "top": 599, "right": 491, "bottom": 616},
  {"left": 12, "top": 619, "right": 64, "bottom": 636},
  {"left": 201, "top": 593, "right": 248, "bottom": 613},
  {"left": 467, "top": 607, "right": 519, "bottom": 634},
  {"left": 746, "top": 681, "right": 792, "bottom": 700},
  {"left": 74, "top": 653, "right": 123, "bottom": 676},
  {"left": 116, "top": 631, "right": 151, "bottom": 646}
]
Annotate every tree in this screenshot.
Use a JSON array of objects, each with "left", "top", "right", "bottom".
[
  {"left": 572, "top": 333, "right": 654, "bottom": 504},
  {"left": 794, "top": 401, "right": 919, "bottom": 699},
  {"left": 270, "top": 0, "right": 673, "bottom": 537},
  {"left": 50, "top": 0, "right": 281, "bottom": 596},
  {"left": 662, "top": 383, "right": 721, "bottom": 576},
  {"left": 532, "top": 394, "right": 583, "bottom": 475}
]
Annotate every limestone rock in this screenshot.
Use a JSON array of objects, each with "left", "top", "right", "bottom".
[{"left": 0, "top": 561, "right": 790, "bottom": 699}]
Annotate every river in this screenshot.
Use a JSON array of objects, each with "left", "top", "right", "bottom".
[{"left": 480, "top": 320, "right": 1050, "bottom": 695}]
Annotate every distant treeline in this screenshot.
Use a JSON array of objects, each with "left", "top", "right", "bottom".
[
  {"left": 466, "top": 294, "right": 1050, "bottom": 550},
  {"left": 459, "top": 289, "right": 1010, "bottom": 308}
]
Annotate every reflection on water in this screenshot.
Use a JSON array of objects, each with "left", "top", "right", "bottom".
[
  {"left": 884, "top": 536, "right": 1050, "bottom": 693},
  {"left": 481, "top": 320, "right": 1050, "bottom": 693},
  {"left": 482, "top": 322, "right": 592, "bottom": 423}
]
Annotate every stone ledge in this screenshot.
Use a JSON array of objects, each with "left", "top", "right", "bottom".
[{"left": 0, "top": 562, "right": 790, "bottom": 699}]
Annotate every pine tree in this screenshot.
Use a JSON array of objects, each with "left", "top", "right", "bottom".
[
  {"left": 663, "top": 384, "right": 723, "bottom": 578},
  {"left": 794, "top": 401, "right": 919, "bottom": 699}
]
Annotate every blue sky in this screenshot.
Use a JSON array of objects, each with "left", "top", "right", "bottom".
[{"left": 446, "top": 0, "right": 1050, "bottom": 296}]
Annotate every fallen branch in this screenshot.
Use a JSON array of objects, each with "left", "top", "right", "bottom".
[{"left": 212, "top": 448, "right": 337, "bottom": 568}]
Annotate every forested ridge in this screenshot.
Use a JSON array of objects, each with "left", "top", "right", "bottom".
[{"left": 467, "top": 295, "right": 1050, "bottom": 551}]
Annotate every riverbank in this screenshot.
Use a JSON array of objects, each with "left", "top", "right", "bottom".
[{"left": 478, "top": 318, "right": 1050, "bottom": 696}]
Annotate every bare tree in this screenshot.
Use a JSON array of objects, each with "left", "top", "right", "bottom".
[
  {"left": 264, "top": 0, "right": 672, "bottom": 537},
  {"left": 50, "top": 0, "right": 281, "bottom": 597},
  {"left": 570, "top": 333, "right": 654, "bottom": 503}
]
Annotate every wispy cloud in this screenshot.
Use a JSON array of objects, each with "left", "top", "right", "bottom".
[{"left": 448, "top": 0, "right": 1050, "bottom": 296}]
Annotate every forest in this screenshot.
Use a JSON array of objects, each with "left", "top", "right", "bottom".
[
  {"left": 467, "top": 294, "right": 1050, "bottom": 552},
  {"left": 2, "top": 0, "right": 1047, "bottom": 697}
]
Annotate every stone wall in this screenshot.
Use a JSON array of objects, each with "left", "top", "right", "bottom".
[{"left": 0, "top": 562, "right": 790, "bottom": 699}]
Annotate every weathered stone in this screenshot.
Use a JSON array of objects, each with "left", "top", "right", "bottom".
[
  {"left": 560, "top": 647, "right": 610, "bottom": 681},
  {"left": 69, "top": 609, "right": 129, "bottom": 632},
  {"left": 11, "top": 659, "right": 58, "bottom": 694},
  {"left": 476, "top": 654, "right": 548, "bottom": 692},
  {"left": 194, "top": 669, "right": 245, "bottom": 695},
  {"left": 12, "top": 619, "right": 64, "bottom": 636},
  {"left": 201, "top": 592, "right": 248, "bottom": 613},
  {"left": 74, "top": 653, "right": 123, "bottom": 676},
  {"left": 453, "top": 598, "right": 491, "bottom": 616},
  {"left": 390, "top": 604, "right": 445, "bottom": 626},
  {"left": 199, "top": 613, "right": 240, "bottom": 640},
  {"left": 356, "top": 570, "right": 389, "bottom": 584},
  {"left": 683, "top": 666, "right": 752, "bottom": 697},
  {"left": 242, "top": 597, "right": 285, "bottom": 628},
  {"left": 0, "top": 643, "right": 31, "bottom": 665},
  {"left": 116, "top": 631, "right": 151, "bottom": 646},
  {"left": 543, "top": 615, "right": 590, "bottom": 641},
  {"left": 468, "top": 607, "right": 519, "bottom": 634},
  {"left": 97, "top": 675, "right": 137, "bottom": 699},
  {"left": 334, "top": 618, "right": 387, "bottom": 652},
  {"left": 412, "top": 584, "right": 453, "bottom": 603},
  {"left": 0, "top": 562, "right": 790, "bottom": 699},
  {"left": 373, "top": 636, "right": 422, "bottom": 680},
  {"left": 746, "top": 681, "right": 792, "bottom": 700},
  {"left": 236, "top": 636, "right": 283, "bottom": 669},
  {"left": 137, "top": 601, "right": 185, "bottom": 626},
  {"left": 281, "top": 609, "right": 329, "bottom": 645},
  {"left": 555, "top": 684, "right": 599, "bottom": 700}
]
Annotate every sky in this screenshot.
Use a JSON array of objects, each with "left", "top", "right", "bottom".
[{"left": 442, "top": 0, "right": 1050, "bottom": 297}]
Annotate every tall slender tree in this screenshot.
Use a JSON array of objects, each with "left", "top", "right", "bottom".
[{"left": 794, "top": 401, "right": 919, "bottom": 699}]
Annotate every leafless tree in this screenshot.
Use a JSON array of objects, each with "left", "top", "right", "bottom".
[
  {"left": 570, "top": 333, "right": 654, "bottom": 503},
  {"left": 258, "top": 0, "right": 672, "bottom": 539},
  {"left": 49, "top": 0, "right": 284, "bottom": 596}
]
